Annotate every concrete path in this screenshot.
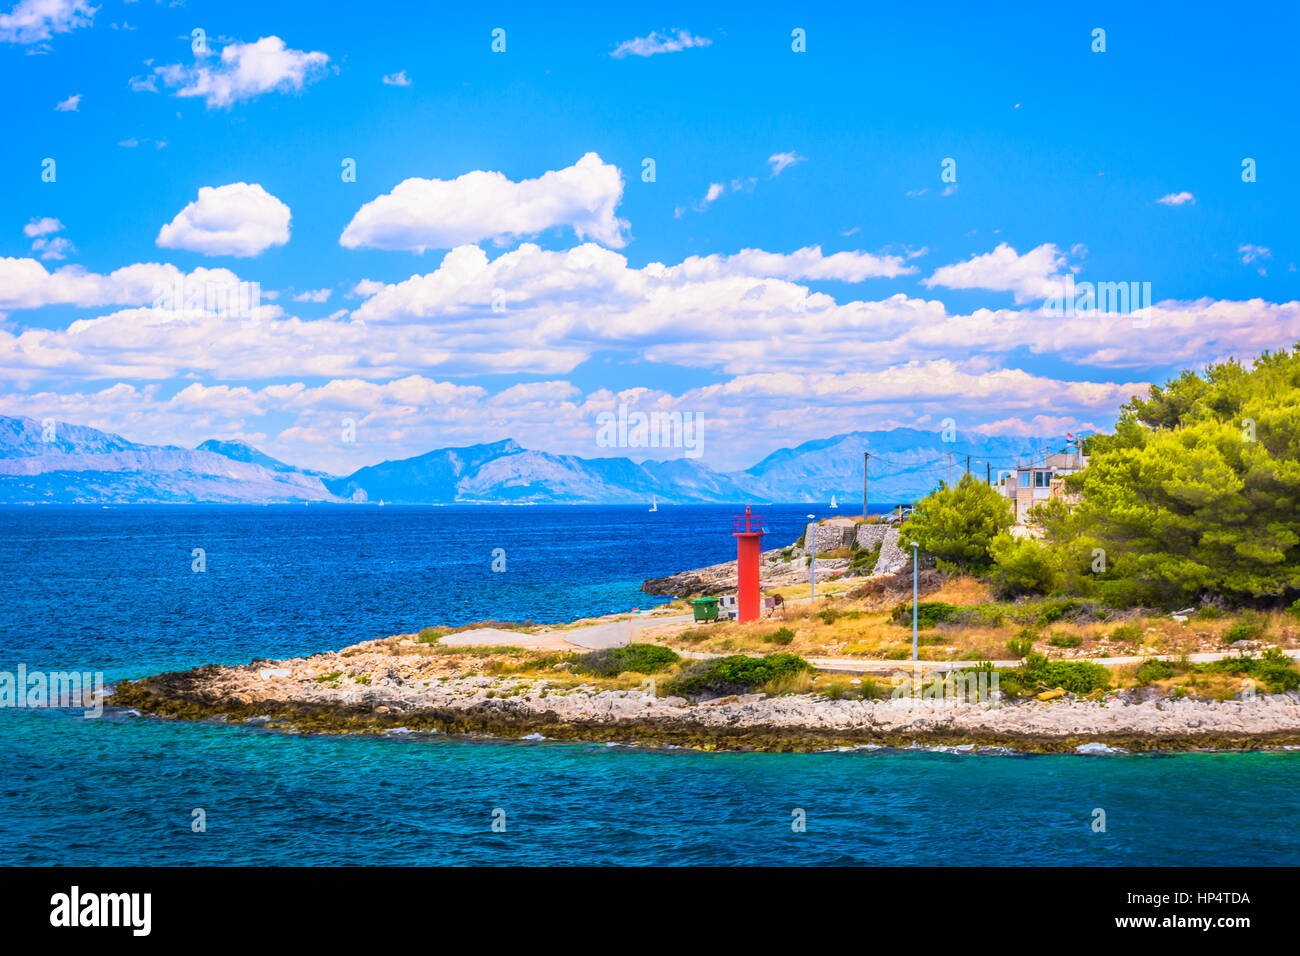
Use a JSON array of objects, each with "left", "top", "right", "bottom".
[
  {"left": 438, "top": 612, "right": 695, "bottom": 651},
  {"left": 437, "top": 627, "right": 577, "bottom": 651},
  {"left": 562, "top": 612, "right": 694, "bottom": 649}
]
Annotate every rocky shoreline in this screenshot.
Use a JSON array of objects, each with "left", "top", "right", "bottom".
[{"left": 109, "top": 646, "right": 1300, "bottom": 753}]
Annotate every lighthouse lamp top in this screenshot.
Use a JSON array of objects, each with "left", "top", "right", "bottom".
[{"left": 733, "top": 505, "right": 764, "bottom": 536}]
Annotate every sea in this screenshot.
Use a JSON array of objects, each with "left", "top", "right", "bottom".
[{"left": 2, "top": 504, "right": 1298, "bottom": 866}]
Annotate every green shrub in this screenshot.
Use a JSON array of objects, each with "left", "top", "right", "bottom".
[
  {"left": 890, "top": 601, "right": 958, "bottom": 629},
  {"left": 766, "top": 627, "right": 796, "bottom": 645},
  {"left": 1047, "top": 632, "right": 1083, "bottom": 648},
  {"left": 665, "top": 653, "right": 812, "bottom": 699},
  {"left": 990, "top": 532, "right": 1060, "bottom": 596},
  {"left": 819, "top": 609, "right": 840, "bottom": 625},
  {"left": 1006, "top": 628, "right": 1037, "bottom": 658},
  {"left": 573, "top": 643, "right": 680, "bottom": 677},
  {"left": 1254, "top": 649, "right": 1300, "bottom": 693},
  {"left": 1017, "top": 652, "right": 1110, "bottom": 694},
  {"left": 948, "top": 603, "right": 1008, "bottom": 628},
  {"left": 1199, "top": 648, "right": 1300, "bottom": 693},
  {"left": 1286, "top": 599, "right": 1300, "bottom": 619},
  {"left": 1135, "top": 658, "right": 1175, "bottom": 684},
  {"left": 1109, "top": 623, "right": 1143, "bottom": 643},
  {"left": 850, "top": 541, "right": 883, "bottom": 574},
  {"left": 416, "top": 627, "right": 445, "bottom": 644},
  {"left": 1223, "top": 611, "right": 1268, "bottom": 644}
]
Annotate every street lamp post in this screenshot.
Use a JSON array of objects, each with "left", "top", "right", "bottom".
[{"left": 911, "top": 540, "right": 920, "bottom": 661}]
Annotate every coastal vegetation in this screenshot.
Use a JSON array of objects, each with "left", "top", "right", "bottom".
[
  {"left": 975, "top": 349, "right": 1300, "bottom": 609},
  {"left": 573, "top": 643, "right": 679, "bottom": 677}
]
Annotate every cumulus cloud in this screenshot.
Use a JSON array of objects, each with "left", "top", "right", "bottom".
[
  {"left": 610, "top": 30, "right": 710, "bottom": 58},
  {"left": 923, "top": 242, "right": 1075, "bottom": 304},
  {"left": 31, "top": 236, "right": 73, "bottom": 260},
  {"left": 23, "top": 216, "right": 63, "bottom": 237},
  {"left": 1156, "top": 191, "right": 1195, "bottom": 206},
  {"left": 0, "top": 0, "right": 94, "bottom": 45},
  {"left": 0, "top": 257, "right": 247, "bottom": 312},
  {"left": 54, "top": 92, "right": 80, "bottom": 111},
  {"left": 292, "top": 288, "right": 332, "bottom": 303},
  {"left": 156, "top": 183, "right": 291, "bottom": 257},
  {"left": 339, "top": 152, "right": 628, "bottom": 252},
  {"left": 381, "top": 70, "right": 410, "bottom": 86},
  {"left": 670, "top": 246, "right": 917, "bottom": 282},
  {"left": 768, "top": 151, "right": 805, "bottom": 177},
  {"left": 151, "top": 36, "right": 329, "bottom": 109}
]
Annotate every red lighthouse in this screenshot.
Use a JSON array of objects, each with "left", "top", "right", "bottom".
[{"left": 733, "top": 506, "right": 765, "bottom": 622}]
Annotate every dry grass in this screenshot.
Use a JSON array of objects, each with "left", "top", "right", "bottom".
[{"left": 649, "top": 581, "right": 1300, "bottom": 665}]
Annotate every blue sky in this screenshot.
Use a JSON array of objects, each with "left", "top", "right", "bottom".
[{"left": 2, "top": 0, "right": 1297, "bottom": 473}]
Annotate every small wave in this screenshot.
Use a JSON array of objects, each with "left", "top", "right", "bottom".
[
  {"left": 519, "top": 732, "right": 548, "bottom": 741},
  {"left": 1075, "top": 741, "right": 1129, "bottom": 755}
]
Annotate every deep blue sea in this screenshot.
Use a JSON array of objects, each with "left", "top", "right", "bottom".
[{"left": 3, "top": 504, "right": 1299, "bottom": 866}]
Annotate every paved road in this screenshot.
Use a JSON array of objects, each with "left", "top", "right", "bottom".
[
  {"left": 438, "top": 612, "right": 695, "bottom": 651},
  {"left": 562, "top": 612, "right": 694, "bottom": 649}
]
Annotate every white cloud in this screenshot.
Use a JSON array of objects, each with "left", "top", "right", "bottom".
[
  {"left": 610, "top": 30, "right": 710, "bottom": 58},
  {"left": 31, "top": 236, "right": 73, "bottom": 260},
  {"left": 339, "top": 152, "right": 628, "bottom": 252},
  {"left": 54, "top": 92, "right": 80, "bottom": 111},
  {"left": 923, "top": 242, "right": 1074, "bottom": 304},
  {"left": 1239, "top": 244, "right": 1271, "bottom": 264},
  {"left": 0, "top": 0, "right": 94, "bottom": 45},
  {"left": 0, "top": 258, "right": 247, "bottom": 312},
  {"left": 670, "top": 246, "right": 917, "bottom": 282},
  {"left": 156, "top": 183, "right": 291, "bottom": 258},
  {"left": 23, "top": 216, "right": 63, "bottom": 237},
  {"left": 381, "top": 70, "right": 410, "bottom": 86},
  {"left": 152, "top": 36, "right": 329, "bottom": 109},
  {"left": 768, "top": 151, "right": 805, "bottom": 177},
  {"left": 1156, "top": 191, "right": 1195, "bottom": 206},
  {"left": 292, "top": 288, "right": 332, "bottom": 303}
]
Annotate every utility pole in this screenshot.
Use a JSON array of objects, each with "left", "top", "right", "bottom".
[
  {"left": 965, "top": 454, "right": 970, "bottom": 479},
  {"left": 911, "top": 541, "right": 920, "bottom": 661},
  {"left": 947, "top": 450, "right": 952, "bottom": 486},
  {"left": 863, "top": 451, "right": 869, "bottom": 520},
  {"left": 986, "top": 460, "right": 991, "bottom": 486}
]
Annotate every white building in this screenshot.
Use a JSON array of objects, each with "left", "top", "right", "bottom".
[{"left": 1000, "top": 452, "right": 1087, "bottom": 524}]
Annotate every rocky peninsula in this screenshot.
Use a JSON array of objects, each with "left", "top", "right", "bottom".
[{"left": 109, "top": 629, "right": 1300, "bottom": 753}]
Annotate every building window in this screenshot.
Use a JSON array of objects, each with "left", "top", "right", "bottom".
[{"left": 1035, "top": 470, "right": 1051, "bottom": 488}]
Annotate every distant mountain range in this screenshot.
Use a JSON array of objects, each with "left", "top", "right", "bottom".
[{"left": 0, "top": 414, "right": 1061, "bottom": 505}]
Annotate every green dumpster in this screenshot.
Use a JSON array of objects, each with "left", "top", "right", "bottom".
[{"left": 690, "top": 597, "right": 720, "bottom": 622}]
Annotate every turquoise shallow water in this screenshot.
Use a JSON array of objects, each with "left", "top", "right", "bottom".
[
  {"left": 2, "top": 505, "right": 1299, "bottom": 866},
  {"left": 9, "top": 708, "right": 1300, "bottom": 866}
]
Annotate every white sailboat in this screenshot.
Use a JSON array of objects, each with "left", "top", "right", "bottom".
[
  {"left": 649, "top": 495, "right": 658, "bottom": 512},
  {"left": 830, "top": 494, "right": 838, "bottom": 509}
]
